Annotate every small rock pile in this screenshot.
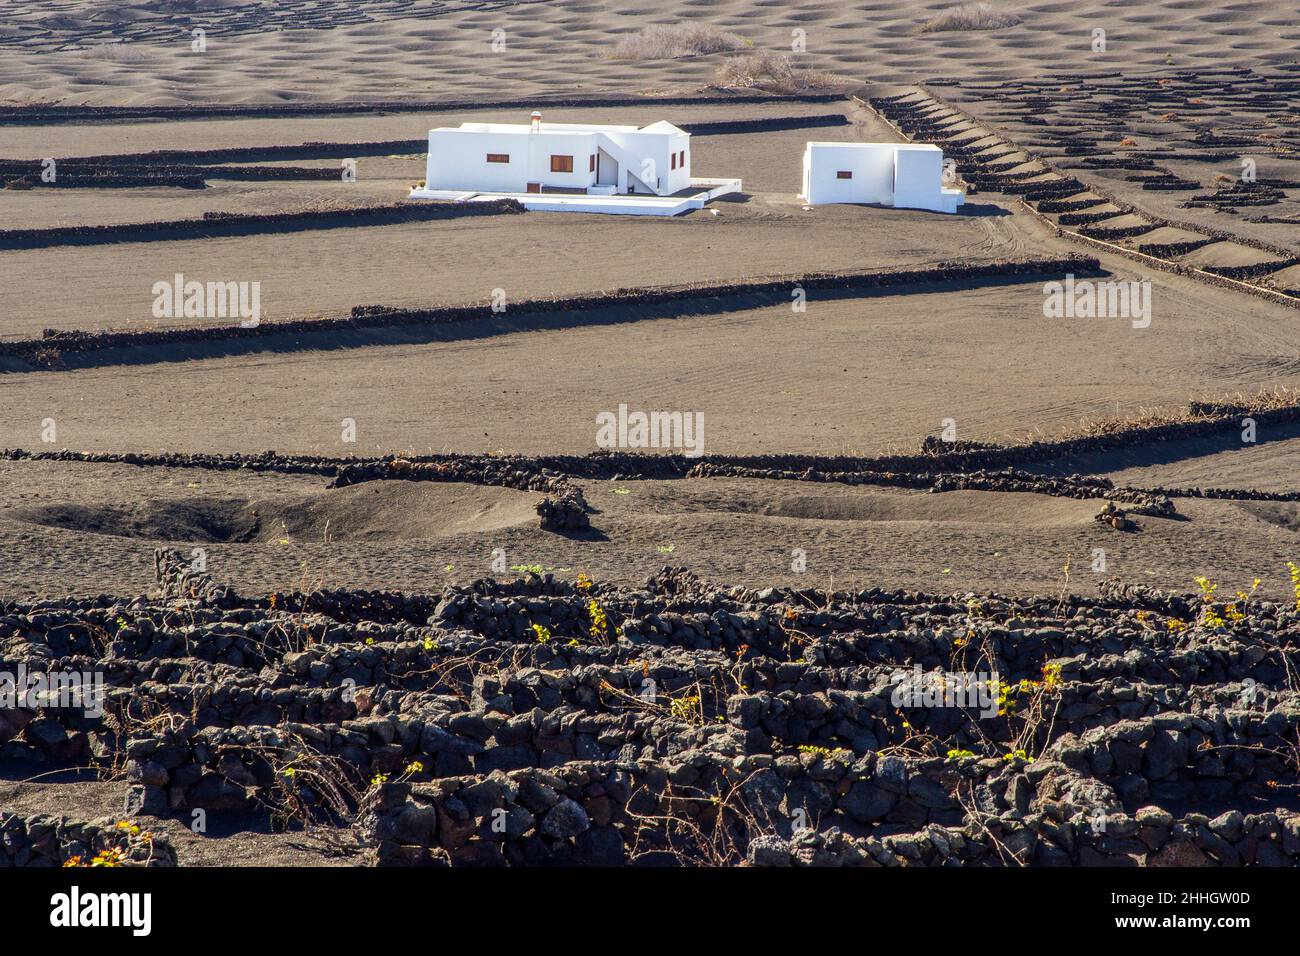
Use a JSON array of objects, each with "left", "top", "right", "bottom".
[
  {"left": 536, "top": 487, "right": 591, "bottom": 531},
  {"left": 1094, "top": 501, "right": 1132, "bottom": 530},
  {"left": 0, "top": 813, "right": 177, "bottom": 868}
]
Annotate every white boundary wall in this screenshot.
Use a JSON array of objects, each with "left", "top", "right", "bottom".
[{"left": 409, "top": 178, "right": 742, "bottom": 217}]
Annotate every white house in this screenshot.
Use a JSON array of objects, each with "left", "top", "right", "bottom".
[
  {"left": 801, "top": 142, "right": 963, "bottom": 213},
  {"left": 422, "top": 112, "right": 692, "bottom": 196},
  {"left": 409, "top": 111, "right": 740, "bottom": 215}
]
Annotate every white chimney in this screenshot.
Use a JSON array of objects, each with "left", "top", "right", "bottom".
[{"left": 530, "top": 110, "right": 541, "bottom": 133}]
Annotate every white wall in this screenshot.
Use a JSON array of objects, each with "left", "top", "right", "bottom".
[
  {"left": 601, "top": 130, "right": 690, "bottom": 195},
  {"left": 524, "top": 131, "right": 598, "bottom": 191},
  {"left": 802, "top": 143, "right": 894, "bottom": 205},
  {"left": 803, "top": 141, "right": 959, "bottom": 213},
  {"left": 661, "top": 132, "right": 691, "bottom": 194},
  {"left": 427, "top": 130, "right": 526, "bottom": 192},
  {"left": 426, "top": 129, "right": 600, "bottom": 193},
  {"left": 892, "top": 145, "right": 945, "bottom": 212}
]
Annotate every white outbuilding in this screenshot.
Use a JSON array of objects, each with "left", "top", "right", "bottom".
[
  {"left": 408, "top": 111, "right": 741, "bottom": 215},
  {"left": 800, "top": 142, "right": 963, "bottom": 213}
]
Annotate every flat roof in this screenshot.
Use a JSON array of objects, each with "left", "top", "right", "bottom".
[
  {"left": 805, "top": 141, "right": 942, "bottom": 150},
  {"left": 432, "top": 120, "right": 686, "bottom": 136}
]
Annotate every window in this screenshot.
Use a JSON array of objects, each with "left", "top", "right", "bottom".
[
  {"left": 680, "top": 149, "right": 686, "bottom": 167},
  {"left": 670, "top": 152, "right": 677, "bottom": 170},
  {"left": 486, "top": 153, "right": 510, "bottom": 164},
  {"left": 550, "top": 155, "right": 573, "bottom": 173},
  {"left": 836, "top": 170, "right": 853, "bottom": 179},
  {"left": 589, "top": 154, "right": 596, "bottom": 172}
]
